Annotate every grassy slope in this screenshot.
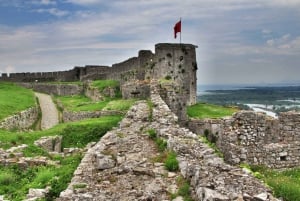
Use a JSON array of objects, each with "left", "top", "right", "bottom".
[
  {"left": 0, "top": 115, "right": 123, "bottom": 200},
  {"left": 249, "top": 166, "right": 300, "bottom": 201},
  {"left": 91, "top": 80, "right": 119, "bottom": 91},
  {"left": 56, "top": 95, "right": 110, "bottom": 111},
  {"left": 187, "top": 102, "right": 238, "bottom": 119},
  {"left": 0, "top": 80, "right": 127, "bottom": 200},
  {"left": 0, "top": 82, "right": 36, "bottom": 121}
]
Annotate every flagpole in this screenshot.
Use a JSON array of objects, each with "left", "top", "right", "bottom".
[{"left": 180, "top": 17, "right": 182, "bottom": 44}]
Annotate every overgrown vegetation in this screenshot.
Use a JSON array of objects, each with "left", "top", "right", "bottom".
[
  {"left": 147, "top": 100, "right": 154, "bottom": 121},
  {"left": 187, "top": 102, "right": 238, "bottom": 119},
  {"left": 147, "top": 129, "right": 179, "bottom": 172},
  {"left": 0, "top": 82, "right": 36, "bottom": 121},
  {"left": 170, "top": 176, "right": 194, "bottom": 201},
  {"left": 0, "top": 155, "right": 82, "bottom": 201},
  {"left": 164, "top": 151, "right": 179, "bottom": 172},
  {"left": 244, "top": 165, "right": 300, "bottom": 201},
  {"left": 147, "top": 129, "right": 167, "bottom": 152}
]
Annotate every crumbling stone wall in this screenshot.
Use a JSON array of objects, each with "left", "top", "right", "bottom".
[
  {"left": 189, "top": 110, "right": 300, "bottom": 169},
  {"left": 0, "top": 106, "right": 39, "bottom": 130},
  {"left": 57, "top": 81, "right": 278, "bottom": 201}
]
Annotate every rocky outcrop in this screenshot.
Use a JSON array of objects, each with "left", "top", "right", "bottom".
[
  {"left": 0, "top": 106, "right": 39, "bottom": 130},
  {"left": 34, "top": 135, "right": 62, "bottom": 153},
  {"left": 57, "top": 81, "right": 278, "bottom": 201}
]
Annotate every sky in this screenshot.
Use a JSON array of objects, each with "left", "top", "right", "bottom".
[{"left": 0, "top": 0, "right": 300, "bottom": 85}]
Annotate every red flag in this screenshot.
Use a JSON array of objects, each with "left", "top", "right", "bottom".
[{"left": 174, "top": 20, "right": 181, "bottom": 39}]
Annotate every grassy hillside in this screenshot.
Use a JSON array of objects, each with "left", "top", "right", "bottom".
[
  {"left": 0, "top": 82, "right": 36, "bottom": 121},
  {"left": 0, "top": 80, "right": 127, "bottom": 200},
  {"left": 187, "top": 102, "right": 238, "bottom": 119},
  {"left": 0, "top": 116, "right": 123, "bottom": 200}
]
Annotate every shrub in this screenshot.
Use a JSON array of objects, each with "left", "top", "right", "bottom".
[
  {"left": 0, "top": 173, "right": 15, "bottom": 185},
  {"left": 156, "top": 138, "right": 167, "bottom": 152},
  {"left": 164, "top": 151, "right": 179, "bottom": 172},
  {"left": 147, "top": 129, "right": 157, "bottom": 140}
]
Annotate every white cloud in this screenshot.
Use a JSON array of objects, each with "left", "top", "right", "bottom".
[
  {"left": 33, "top": 0, "right": 57, "bottom": 5},
  {"left": 267, "top": 39, "right": 275, "bottom": 46},
  {"left": 35, "top": 8, "right": 69, "bottom": 17},
  {"left": 65, "top": 0, "right": 102, "bottom": 6},
  {"left": 0, "top": 0, "right": 300, "bottom": 85}
]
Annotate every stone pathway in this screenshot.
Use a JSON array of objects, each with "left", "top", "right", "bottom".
[
  {"left": 58, "top": 100, "right": 183, "bottom": 200},
  {"left": 35, "top": 92, "right": 59, "bottom": 130}
]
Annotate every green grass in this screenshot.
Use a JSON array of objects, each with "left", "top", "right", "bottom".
[
  {"left": 56, "top": 95, "right": 109, "bottom": 111},
  {"left": 91, "top": 80, "right": 120, "bottom": 91},
  {"left": 0, "top": 115, "right": 122, "bottom": 200},
  {"left": 0, "top": 155, "right": 82, "bottom": 201},
  {"left": 0, "top": 82, "right": 36, "bottom": 121},
  {"left": 187, "top": 102, "right": 238, "bottom": 119},
  {"left": 102, "top": 99, "right": 136, "bottom": 111},
  {"left": 170, "top": 176, "right": 194, "bottom": 201},
  {"left": 249, "top": 166, "right": 300, "bottom": 201},
  {"left": 56, "top": 95, "right": 136, "bottom": 112},
  {"left": 0, "top": 115, "right": 122, "bottom": 151},
  {"left": 164, "top": 151, "right": 179, "bottom": 172}
]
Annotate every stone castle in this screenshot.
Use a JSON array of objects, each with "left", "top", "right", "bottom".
[
  {"left": 1, "top": 42, "right": 299, "bottom": 200},
  {"left": 1, "top": 42, "right": 300, "bottom": 170},
  {"left": 0, "top": 43, "right": 197, "bottom": 120}
]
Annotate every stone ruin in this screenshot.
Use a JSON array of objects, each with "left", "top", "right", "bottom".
[
  {"left": 189, "top": 110, "right": 300, "bottom": 169},
  {"left": 1, "top": 42, "right": 299, "bottom": 200}
]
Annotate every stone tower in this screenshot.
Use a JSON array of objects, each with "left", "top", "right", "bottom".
[{"left": 146, "top": 43, "right": 198, "bottom": 121}]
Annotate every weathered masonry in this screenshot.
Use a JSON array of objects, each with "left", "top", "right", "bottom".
[
  {"left": 189, "top": 110, "right": 300, "bottom": 169},
  {"left": 0, "top": 43, "right": 198, "bottom": 121}
]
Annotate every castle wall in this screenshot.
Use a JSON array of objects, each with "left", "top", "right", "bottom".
[
  {"left": 188, "top": 110, "right": 300, "bottom": 169},
  {"left": 19, "top": 83, "right": 83, "bottom": 96},
  {"left": 0, "top": 43, "right": 197, "bottom": 122}
]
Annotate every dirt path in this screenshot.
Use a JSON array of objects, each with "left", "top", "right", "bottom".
[{"left": 35, "top": 92, "right": 59, "bottom": 130}]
